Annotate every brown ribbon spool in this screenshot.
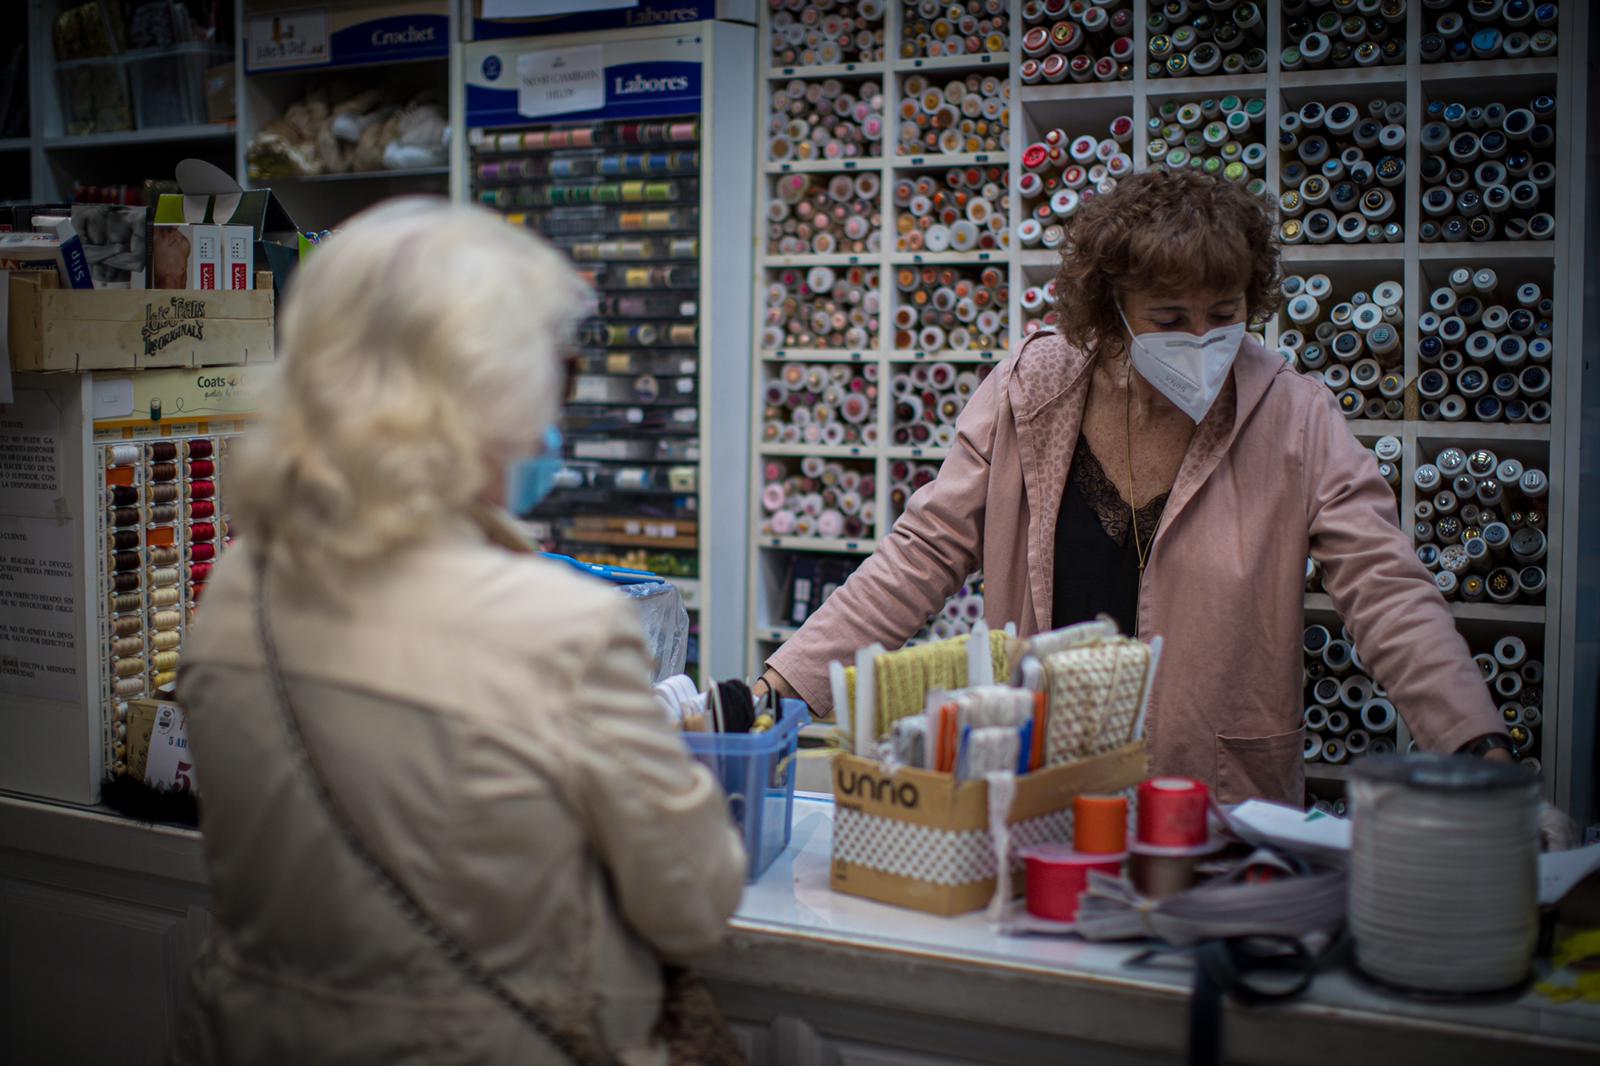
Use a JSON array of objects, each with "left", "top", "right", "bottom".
[
  {"left": 149, "top": 442, "right": 178, "bottom": 462},
  {"left": 1130, "top": 850, "right": 1199, "bottom": 900}
]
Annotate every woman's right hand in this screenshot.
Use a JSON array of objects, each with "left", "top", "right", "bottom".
[{"left": 751, "top": 668, "right": 797, "bottom": 703}]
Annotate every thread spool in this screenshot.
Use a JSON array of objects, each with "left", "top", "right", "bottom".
[{"left": 1349, "top": 755, "right": 1539, "bottom": 994}]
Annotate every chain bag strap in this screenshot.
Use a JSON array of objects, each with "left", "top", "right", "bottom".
[{"left": 251, "top": 552, "right": 605, "bottom": 1066}]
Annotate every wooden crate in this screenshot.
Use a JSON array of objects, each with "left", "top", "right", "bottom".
[{"left": 8, "top": 271, "right": 275, "bottom": 372}]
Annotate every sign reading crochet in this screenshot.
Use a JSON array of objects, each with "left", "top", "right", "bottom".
[
  {"left": 245, "top": 4, "right": 448, "bottom": 73},
  {"left": 465, "top": 36, "right": 702, "bottom": 128}
]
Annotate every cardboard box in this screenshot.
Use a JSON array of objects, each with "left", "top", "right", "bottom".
[
  {"left": 221, "top": 225, "right": 254, "bottom": 290},
  {"left": 8, "top": 270, "right": 276, "bottom": 371},
  {"left": 189, "top": 224, "right": 221, "bottom": 290},
  {"left": 830, "top": 742, "right": 1147, "bottom": 916}
]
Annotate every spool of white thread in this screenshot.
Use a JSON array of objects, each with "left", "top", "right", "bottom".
[{"left": 1349, "top": 756, "right": 1539, "bottom": 994}]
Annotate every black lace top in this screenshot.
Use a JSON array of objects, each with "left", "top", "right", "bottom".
[{"left": 1052, "top": 435, "right": 1168, "bottom": 634}]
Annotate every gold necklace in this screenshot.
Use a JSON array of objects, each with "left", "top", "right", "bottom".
[{"left": 1125, "top": 370, "right": 1149, "bottom": 576}]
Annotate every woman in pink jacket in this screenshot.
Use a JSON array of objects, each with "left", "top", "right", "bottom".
[{"left": 757, "top": 168, "right": 1511, "bottom": 805}]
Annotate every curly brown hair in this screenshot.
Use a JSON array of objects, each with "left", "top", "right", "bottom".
[{"left": 1051, "top": 168, "right": 1281, "bottom": 356}]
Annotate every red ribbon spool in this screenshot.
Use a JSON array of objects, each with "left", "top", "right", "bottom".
[
  {"left": 190, "top": 542, "right": 216, "bottom": 562},
  {"left": 189, "top": 500, "right": 215, "bottom": 520},
  {"left": 190, "top": 522, "right": 216, "bottom": 542},
  {"left": 1023, "top": 844, "right": 1124, "bottom": 922},
  {"left": 188, "top": 459, "right": 215, "bottom": 478},
  {"left": 190, "top": 480, "right": 216, "bottom": 499},
  {"left": 1136, "top": 777, "right": 1210, "bottom": 848}
]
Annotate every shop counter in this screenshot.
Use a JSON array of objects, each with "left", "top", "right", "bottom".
[
  {"left": 704, "top": 795, "right": 1600, "bottom": 1066},
  {"left": 6, "top": 790, "right": 1600, "bottom": 1065}
]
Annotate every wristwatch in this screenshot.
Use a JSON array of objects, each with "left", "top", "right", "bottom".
[{"left": 1461, "top": 733, "right": 1515, "bottom": 758}]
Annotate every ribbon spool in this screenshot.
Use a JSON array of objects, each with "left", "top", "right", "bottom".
[
  {"left": 900, "top": 4, "right": 1010, "bottom": 63},
  {"left": 1135, "top": 777, "right": 1209, "bottom": 848},
  {"left": 1022, "top": 844, "right": 1124, "bottom": 922},
  {"left": 896, "top": 72, "right": 1009, "bottom": 156},
  {"left": 768, "top": 0, "right": 886, "bottom": 67},
  {"left": 1074, "top": 792, "right": 1128, "bottom": 854},
  {"left": 1349, "top": 755, "right": 1540, "bottom": 994}
]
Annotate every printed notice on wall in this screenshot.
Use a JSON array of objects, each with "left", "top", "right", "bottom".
[
  {"left": 0, "top": 515, "right": 79, "bottom": 704},
  {"left": 0, "top": 388, "right": 63, "bottom": 518},
  {"left": 517, "top": 45, "right": 605, "bottom": 118}
]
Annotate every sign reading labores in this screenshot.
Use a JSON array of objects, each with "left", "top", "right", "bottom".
[
  {"left": 466, "top": 36, "right": 702, "bottom": 128},
  {"left": 246, "top": 3, "right": 448, "bottom": 73},
  {"left": 471, "top": 0, "right": 716, "bottom": 40}
]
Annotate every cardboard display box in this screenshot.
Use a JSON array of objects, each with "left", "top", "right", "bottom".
[
  {"left": 8, "top": 269, "right": 275, "bottom": 371},
  {"left": 830, "top": 742, "right": 1147, "bottom": 916}
]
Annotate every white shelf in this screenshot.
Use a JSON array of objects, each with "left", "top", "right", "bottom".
[
  {"left": 1143, "top": 74, "right": 1268, "bottom": 98},
  {"left": 759, "top": 443, "right": 876, "bottom": 459},
  {"left": 884, "top": 446, "right": 951, "bottom": 461},
  {"left": 890, "top": 151, "right": 1006, "bottom": 168},
  {"left": 1020, "top": 81, "right": 1135, "bottom": 103},
  {"left": 888, "top": 250, "right": 1008, "bottom": 265},
  {"left": 1284, "top": 245, "right": 1406, "bottom": 263},
  {"left": 1417, "top": 241, "right": 1556, "bottom": 261},
  {"left": 889, "top": 349, "right": 1003, "bottom": 363},
  {"left": 758, "top": 535, "right": 876, "bottom": 555},
  {"left": 1280, "top": 67, "right": 1409, "bottom": 90},
  {"left": 760, "top": 349, "right": 877, "bottom": 362},
  {"left": 765, "top": 157, "right": 887, "bottom": 174},
  {"left": 1412, "top": 422, "right": 1552, "bottom": 443},
  {"left": 1418, "top": 57, "right": 1560, "bottom": 85},
  {"left": 768, "top": 61, "right": 889, "bottom": 81},
  {"left": 762, "top": 254, "right": 877, "bottom": 268},
  {"left": 1306, "top": 592, "right": 1548, "bottom": 625},
  {"left": 42, "top": 124, "right": 236, "bottom": 149},
  {"left": 757, "top": 626, "right": 801, "bottom": 643},
  {"left": 1305, "top": 763, "right": 1355, "bottom": 782},
  {"left": 0, "top": 137, "right": 30, "bottom": 151},
  {"left": 892, "top": 53, "right": 1010, "bottom": 73},
  {"left": 257, "top": 166, "right": 449, "bottom": 184}
]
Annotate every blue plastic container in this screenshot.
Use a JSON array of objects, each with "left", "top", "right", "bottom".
[{"left": 683, "top": 699, "right": 810, "bottom": 882}]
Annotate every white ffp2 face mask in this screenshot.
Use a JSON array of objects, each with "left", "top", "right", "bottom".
[{"left": 1118, "top": 307, "right": 1246, "bottom": 423}]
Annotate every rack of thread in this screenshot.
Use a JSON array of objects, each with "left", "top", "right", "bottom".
[
  {"left": 750, "top": 0, "right": 1587, "bottom": 810},
  {"left": 470, "top": 117, "right": 707, "bottom": 673},
  {"left": 462, "top": 24, "right": 754, "bottom": 683},
  {"left": 99, "top": 435, "right": 233, "bottom": 780}
]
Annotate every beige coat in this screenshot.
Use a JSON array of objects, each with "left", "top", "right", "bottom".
[
  {"left": 769, "top": 330, "right": 1501, "bottom": 804},
  {"left": 174, "top": 512, "right": 746, "bottom": 1065}
]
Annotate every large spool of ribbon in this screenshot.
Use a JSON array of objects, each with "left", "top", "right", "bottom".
[{"left": 1349, "top": 755, "right": 1540, "bottom": 994}]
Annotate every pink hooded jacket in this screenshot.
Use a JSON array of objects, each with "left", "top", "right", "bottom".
[{"left": 767, "top": 330, "right": 1502, "bottom": 804}]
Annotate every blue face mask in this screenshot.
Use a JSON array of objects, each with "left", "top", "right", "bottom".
[{"left": 505, "top": 426, "right": 564, "bottom": 516}]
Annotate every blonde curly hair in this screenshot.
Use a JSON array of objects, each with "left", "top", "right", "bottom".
[{"left": 231, "top": 198, "right": 589, "bottom": 572}]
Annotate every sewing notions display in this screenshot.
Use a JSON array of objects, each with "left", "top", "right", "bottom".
[
  {"left": 767, "top": 0, "right": 886, "bottom": 67},
  {"left": 895, "top": 73, "right": 1009, "bottom": 157},
  {"left": 763, "top": 361, "right": 879, "bottom": 448},
  {"left": 892, "top": 264, "right": 1007, "bottom": 353},
  {"left": 761, "top": 457, "right": 875, "bottom": 541},
  {"left": 763, "top": 266, "right": 880, "bottom": 351},
  {"left": 893, "top": 165, "right": 1009, "bottom": 254},
  {"left": 767, "top": 77, "right": 885, "bottom": 163},
  {"left": 768, "top": 172, "right": 881, "bottom": 257}
]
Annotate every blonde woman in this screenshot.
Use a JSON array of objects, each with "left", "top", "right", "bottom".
[{"left": 175, "top": 200, "right": 745, "bottom": 1066}]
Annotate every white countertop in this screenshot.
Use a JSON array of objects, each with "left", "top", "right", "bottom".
[{"left": 729, "top": 795, "right": 1600, "bottom": 1051}]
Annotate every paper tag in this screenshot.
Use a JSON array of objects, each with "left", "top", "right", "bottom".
[
  {"left": 1540, "top": 842, "right": 1600, "bottom": 906},
  {"left": 516, "top": 45, "right": 605, "bottom": 118},
  {"left": 0, "top": 270, "right": 12, "bottom": 404},
  {"left": 247, "top": 10, "right": 330, "bottom": 71},
  {"left": 144, "top": 703, "right": 199, "bottom": 794}
]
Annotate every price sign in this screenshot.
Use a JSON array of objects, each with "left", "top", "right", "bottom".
[{"left": 517, "top": 45, "right": 605, "bottom": 118}]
